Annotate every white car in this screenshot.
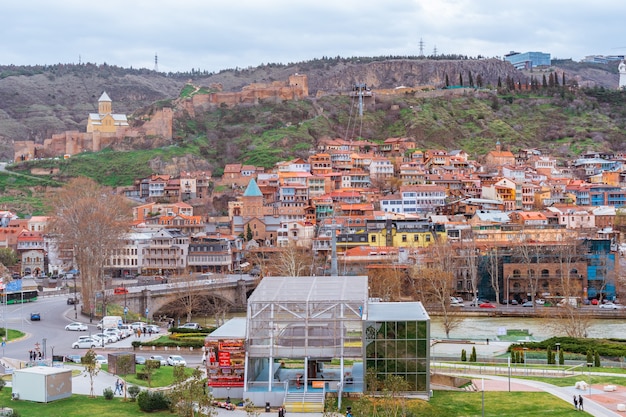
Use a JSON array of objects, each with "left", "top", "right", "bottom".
[
  {"left": 104, "top": 328, "right": 123, "bottom": 340},
  {"left": 149, "top": 355, "right": 167, "bottom": 366},
  {"left": 130, "top": 322, "right": 146, "bottom": 330},
  {"left": 179, "top": 322, "right": 201, "bottom": 330},
  {"left": 167, "top": 355, "right": 187, "bottom": 366},
  {"left": 72, "top": 338, "right": 98, "bottom": 349},
  {"left": 599, "top": 302, "right": 622, "bottom": 310},
  {"left": 94, "top": 333, "right": 117, "bottom": 343},
  {"left": 65, "top": 322, "right": 88, "bottom": 331},
  {"left": 95, "top": 354, "right": 108, "bottom": 365}
]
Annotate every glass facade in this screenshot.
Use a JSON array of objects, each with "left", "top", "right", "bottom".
[{"left": 364, "top": 306, "right": 430, "bottom": 394}]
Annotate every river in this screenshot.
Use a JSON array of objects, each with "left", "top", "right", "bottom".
[{"left": 430, "top": 316, "right": 626, "bottom": 341}]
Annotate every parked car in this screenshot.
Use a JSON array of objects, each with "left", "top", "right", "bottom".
[
  {"left": 521, "top": 301, "right": 534, "bottom": 307},
  {"left": 65, "top": 322, "right": 88, "bottom": 331},
  {"left": 149, "top": 355, "right": 167, "bottom": 366},
  {"left": 72, "top": 338, "right": 97, "bottom": 349},
  {"left": 167, "top": 355, "right": 187, "bottom": 366},
  {"left": 104, "top": 328, "right": 123, "bottom": 340},
  {"left": 95, "top": 354, "right": 108, "bottom": 365},
  {"left": 130, "top": 322, "right": 146, "bottom": 330},
  {"left": 599, "top": 302, "right": 622, "bottom": 310},
  {"left": 179, "top": 322, "right": 201, "bottom": 330},
  {"left": 113, "top": 287, "right": 128, "bottom": 295},
  {"left": 118, "top": 325, "right": 132, "bottom": 338},
  {"left": 135, "top": 355, "right": 146, "bottom": 365},
  {"left": 479, "top": 302, "right": 497, "bottom": 309},
  {"left": 94, "top": 332, "right": 117, "bottom": 343},
  {"left": 65, "top": 354, "right": 82, "bottom": 363},
  {"left": 145, "top": 324, "right": 161, "bottom": 334},
  {"left": 67, "top": 297, "right": 79, "bottom": 305},
  {"left": 30, "top": 312, "right": 41, "bottom": 321}
]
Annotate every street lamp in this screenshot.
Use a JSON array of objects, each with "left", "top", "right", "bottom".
[
  {"left": 73, "top": 275, "right": 77, "bottom": 319},
  {"left": 555, "top": 343, "right": 561, "bottom": 365},
  {"left": 523, "top": 347, "right": 529, "bottom": 375}
]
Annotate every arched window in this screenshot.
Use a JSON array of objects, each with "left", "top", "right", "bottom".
[
  {"left": 541, "top": 269, "right": 549, "bottom": 278},
  {"left": 570, "top": 268, "right": 578, "bottom": 277},
  {"left": 513, "top": 269, "right": 521, "bottom": 278}
]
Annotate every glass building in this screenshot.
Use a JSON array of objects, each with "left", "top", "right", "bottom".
[{"left": 364, "top": 302, "right": 430, "bottom": 394}]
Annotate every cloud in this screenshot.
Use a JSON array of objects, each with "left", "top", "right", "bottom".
[{"left": 1, "top": 0, "right": 625, "bottom": 73}]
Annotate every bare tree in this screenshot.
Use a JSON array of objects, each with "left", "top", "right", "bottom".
[
  {"left": 368, "top": 266, "right": 405, "bottom": 301},
  {"left": 268, "top": 244, "right": 313, "bottom": 276},
  {"left": 48, "top": 178, "right": 130, "bottom": 315},
  {"left": 411, "top": 242, "right": 462, "bottom": 338},
  {"left": 459, "top": 239, "right": 479, "bottom": 303},
  {"left": 486, "top": 247, "right": 501, "bottom": 305}
]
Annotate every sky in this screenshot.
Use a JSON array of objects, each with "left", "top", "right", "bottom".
[{"left": 2, "top": 1, "right": 625, "bottom": 74}]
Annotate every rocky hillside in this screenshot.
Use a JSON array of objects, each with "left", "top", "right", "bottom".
[{"left": 1, "top": 57, "right": 621, "bottom": 160}]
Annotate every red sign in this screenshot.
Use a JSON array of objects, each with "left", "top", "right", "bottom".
[{"left": 218, "top": 351, "right": 231, "bottom": 367}]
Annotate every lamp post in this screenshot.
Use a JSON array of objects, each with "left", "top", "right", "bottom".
[
  {"left": 507, "top": 275, "right": 510, "bottom": 308},
  {"left": 523, "top": 347, "right": 529, "bottom": 375},
  {"left": 555, "top": 343, "right": 561, "bottom": 365},
  {"left": 73, "top": 275, "right": 77, "bottom": 319}
]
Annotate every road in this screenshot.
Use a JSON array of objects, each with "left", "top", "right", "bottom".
[{"left": 0, "top": 292, "right": 204, "bottom": 367}]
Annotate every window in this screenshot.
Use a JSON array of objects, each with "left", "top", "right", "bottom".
[
  {"left": 371, "top": 236, "right": 377, "bottom": 243},
  {"left": 402, "top": 235, "right": 407, "bottom": 243}
]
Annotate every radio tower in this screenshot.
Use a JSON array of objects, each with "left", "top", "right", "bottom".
[{"left": 154, "top": 53, "right": 159, "bottom": 72}]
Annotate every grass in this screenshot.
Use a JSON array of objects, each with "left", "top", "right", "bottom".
[{"left": 120, "top": 363, "right": 196, "bottom": 387}]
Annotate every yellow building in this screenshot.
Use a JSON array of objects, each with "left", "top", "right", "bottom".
[
  {"left": 367, "top": 219, "right": 446, "bottom": 248},
  {"left": 86, "top": 92, "right": 129, "bottom": 133}
]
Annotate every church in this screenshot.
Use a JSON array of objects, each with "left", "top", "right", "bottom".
[{"left": 86, "top": 92, "right": 129, "bottom": 133}]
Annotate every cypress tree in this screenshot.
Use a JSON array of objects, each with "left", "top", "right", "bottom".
[
  {"left": 459, "top": 72, "right": 463, "bottom": 86},
  {"left": 546, "top": 347, "right": 552, "bottom": 364},
  {"left": 594, "top": 351, "right": 601, "bottom": 367},
  {"left": 461, "top": 349, "right": 467, "bottom": 361},
  {"left": 586, "top": 350, "right": 593, "bottom": 366},
  {"left": 542, "top": 74, "right": 548, "bottom": 88},
  {"left": 559, "top": 349, "right": 564, "bottom": 365},
  {"left": 497, "top": 76, "right": 502, "bottom": 88},
  {"left": 445, "top": 73, "right": 450, "bottom": 87},
  {"left": 246, "top": 224, "right": 253, "bottom": 241},
  {"left": 470, "top": 346, "right": 477, "bottom": 362}
]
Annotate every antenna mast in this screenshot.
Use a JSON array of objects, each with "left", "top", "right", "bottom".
[
  {"left": 154, "top": 53, "right": 159, "bottom": 72},
  {"left": 419, "top": 38, "right": 425, "bottom": 57}
]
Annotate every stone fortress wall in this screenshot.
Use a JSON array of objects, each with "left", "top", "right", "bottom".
[{"left": 14, "top": 74, "right": 309, "bottom": 162}]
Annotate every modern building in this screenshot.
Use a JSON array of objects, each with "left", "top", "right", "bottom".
[
  {"left": 504, "top": 51, "right": 551, "bottom": 69},
  {"left": 237, "top": 276, "right": 430, "bottom": 411}
]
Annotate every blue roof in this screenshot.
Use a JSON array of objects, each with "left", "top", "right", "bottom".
[{"left": 243, "top": 178, "right": 262, "bottom": 197}]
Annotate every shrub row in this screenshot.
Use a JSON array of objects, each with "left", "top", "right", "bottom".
[{"left": 510, "top": 337, "right": 626, "bottom": 358}]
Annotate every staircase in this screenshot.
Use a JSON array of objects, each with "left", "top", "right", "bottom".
[{"left": 283, "top": 390, "right": 325, "bottom": 413}]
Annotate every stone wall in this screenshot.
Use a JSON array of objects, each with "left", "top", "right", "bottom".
[{"left": 14, "top": 108, "right": 173, "bottom": 161}]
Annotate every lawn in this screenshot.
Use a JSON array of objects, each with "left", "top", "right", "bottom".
[{"left": 101, "top": 363, "right": 195, "bottom": 388}]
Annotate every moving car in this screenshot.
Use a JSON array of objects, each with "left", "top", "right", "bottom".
[
  {"left": 65, "top": 322, "right": 88, "bottom": 331},
  {"left": 167, "top": 355, "right": 187, "bottom": 366},
  {"left": 30, "top": 312, "right": 41, "bottom": 321},
  {"left": 72, "top": 338, "right": 97, "bottom": 349},
  {"left": 479, "top": 302, "right": 497, "bottom": 309},
  {"left": 149, "top": 355, "right": 167, "bottom": 366},
  {"left": 145, "top": 324, "right": 161, "bottom": 334},
  {"left": 67, "top": 297, "right": 79, "bottom": 305},
  {"left": 599, "top": 302, "right": 622, "bottom": 310},
  {"left": 130, "top": 322, "right": 145, "bottom": 330}
]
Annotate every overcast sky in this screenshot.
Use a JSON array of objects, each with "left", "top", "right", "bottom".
[{"left": 2, "top": 1, "right": 625, "bottom": 73}]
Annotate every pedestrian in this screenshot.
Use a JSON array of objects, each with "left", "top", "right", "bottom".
[
  {"left": 278, "top": 406, "right": 285, "bottom": 417},
  {"left": 573, "top": 395, "right": 578, "bottom": 410},
  {"left": 137, "top": 328, "right": 142, "bottom": 338},
  {"left": 119, "top": 380, "right": 124, "bottom": 395},
  {"left": 578, "top": 394, "right": 583, "bottom": 411},
  {"left": 346, "top": 406, "right": 353, "bottom": 417},
  {"left": 114, "top": 379, "right": 120, "bottom": 395},
  {"left": 28, "top": 350, "right": 32, "bottom": 361},
  {"left": 38, "top": 351, "right": 42, "bottom": 360}
]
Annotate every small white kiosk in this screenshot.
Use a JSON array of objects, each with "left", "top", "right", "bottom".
[{"left": 12, "top": 367, "right": 72, "bottom": 402}]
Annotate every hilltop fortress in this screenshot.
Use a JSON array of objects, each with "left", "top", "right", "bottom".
[{"left": 13, "top": 74, "right": 309, "bottom": 162}]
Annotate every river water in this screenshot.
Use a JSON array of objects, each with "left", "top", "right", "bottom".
[{"left": 430, "top": 316, "right": 626, "bottom": 341}]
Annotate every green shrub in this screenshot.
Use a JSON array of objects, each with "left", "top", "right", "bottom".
[
  {"left": 146, "top": 359, "right": 161, "bottom": 369},
  {"left": 137, "top": 371, "right": 150, "bottom": 380},
  {"left": 461, "top": 349, "right": 467, "bottom": 362},
  {"left": 137, "top": 390, "right": 171, "bottom": 412},
  {"left": 127, "top": 385, "right": 140, "bottom": 401},
  {"left": 103, "top": 387, "right": 114, "bottom": 400},
  {"left": 0, "top": 378, "right": 6, "bottom": 391}
]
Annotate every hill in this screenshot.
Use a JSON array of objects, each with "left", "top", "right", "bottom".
[{"left": 0, "top": 57, "right": 621, "bottom": 161}]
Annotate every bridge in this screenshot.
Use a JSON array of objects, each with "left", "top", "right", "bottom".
[{"left": 102, "top": 274, "right": 258, "bottom": 320}]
